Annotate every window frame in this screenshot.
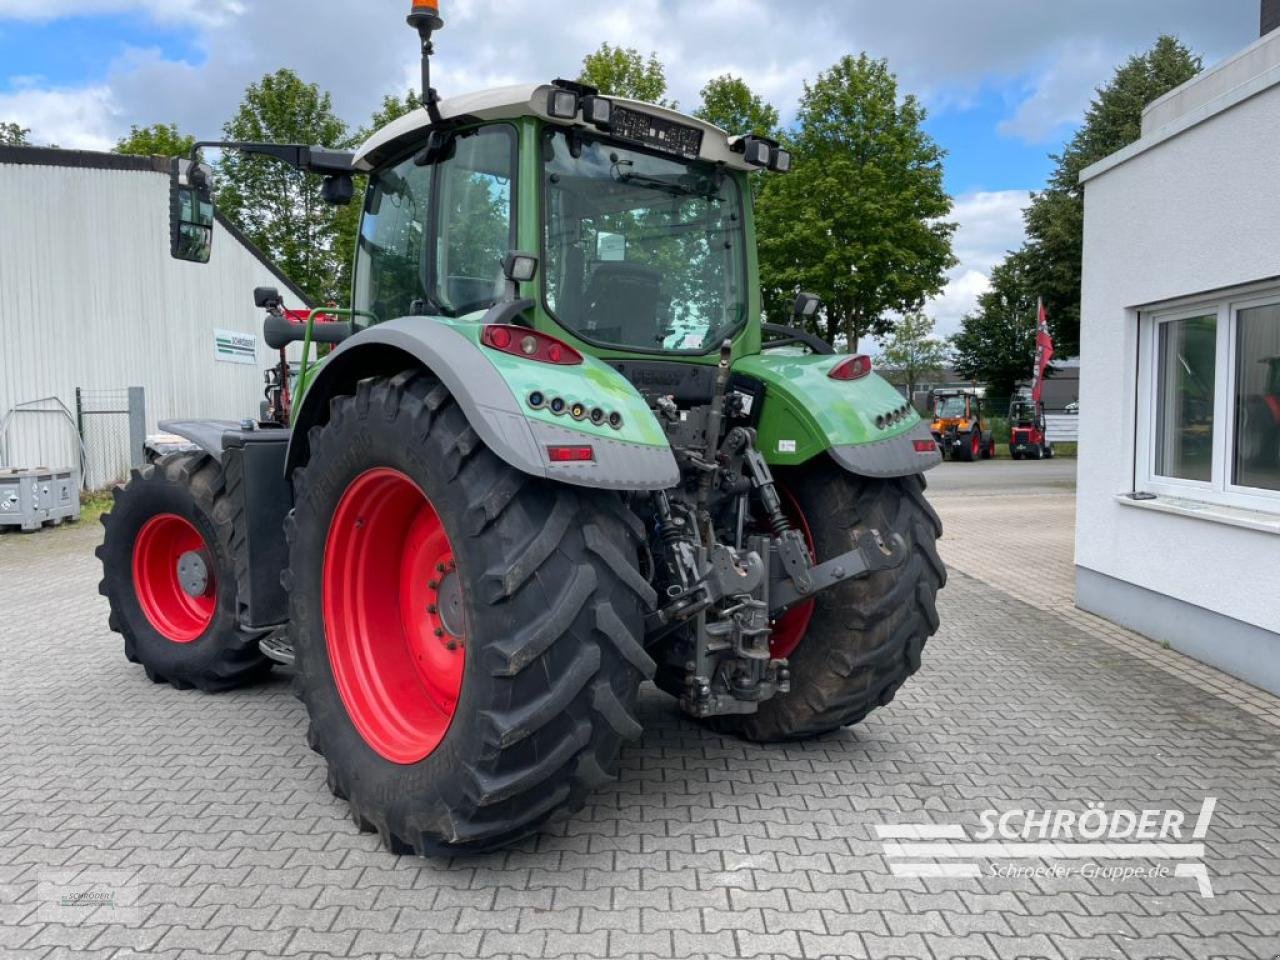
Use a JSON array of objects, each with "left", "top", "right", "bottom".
[
  {"left": 1136, "top": 284, "right": 1280, "bottom": 513},
  {"left": 537, "top": 126, "right": 751, "bottom": 357},
  {"left": 352, "top": 121, "right": 519, "bottom": 324}
]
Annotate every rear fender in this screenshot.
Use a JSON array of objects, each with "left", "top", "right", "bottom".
[
  {"left": 285, "top": 317, "right": 679, "bottom": 491},
  {"left": 733, "top": 353, "right": 941, "bottom": 477}
]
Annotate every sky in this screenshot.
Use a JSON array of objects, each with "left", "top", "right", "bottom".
[{"left": 0, "top": 1, "right": 1261, "bottom": 340}]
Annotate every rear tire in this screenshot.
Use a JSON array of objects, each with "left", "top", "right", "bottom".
[
  {"left": 709, "top": 465, "right": 945, "bottom": 742},
  {"left": 285, "top": 371, "right": 654, "bottom": 854},
  {"left": 956, "top": 432, "right": 975, "bottom": 462},
  {"left": 97, "top": 453, "right": 272, "bottom": 691}
]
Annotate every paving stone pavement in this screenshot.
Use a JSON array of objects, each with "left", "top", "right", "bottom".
[{"left": 2, "top": 503, "right": 1279, "bottom": 960}]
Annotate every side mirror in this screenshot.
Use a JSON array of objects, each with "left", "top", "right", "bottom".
[
  {"left": 792, "top": 292, "right": 821, "bottom": 323},
  {"left": 170, "top": 158, "right": 215, "bottom": 264},
  {"left": 263, "top": 311, "right": 353, "bottom": 351},
  {"left": 321, "top": 174, "right": 354, "bottom": 206}
]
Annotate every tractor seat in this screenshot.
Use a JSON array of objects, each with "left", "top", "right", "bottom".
[{"left": 578, "top": 262, "right": 662, "bottom": 346}]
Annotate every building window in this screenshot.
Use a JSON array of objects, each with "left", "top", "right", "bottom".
[
  {"left": 1154, "top": 314, "right": 1216, "bottom": 482},
  {"left": 1233, "top": 303, "right": 1280, "bottom": 492},
  {"left": 1138, "top": 289, "right": 1280, "bottom": 511}
]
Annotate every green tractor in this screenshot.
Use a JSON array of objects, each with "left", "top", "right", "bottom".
[{"left": 97, "top": 2, "right": 945, "bottom": 855}]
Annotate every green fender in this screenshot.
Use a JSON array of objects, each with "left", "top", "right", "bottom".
[
  {"left": 734, "top": 353, "right": 942, "bottom": 476},
  {"left": 287, "top": 315, "right": 679, "bottom": 491}
]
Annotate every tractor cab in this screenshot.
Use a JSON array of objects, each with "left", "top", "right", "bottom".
[{"left": 930, "top": 388, "right": 994, "bottom": 461}]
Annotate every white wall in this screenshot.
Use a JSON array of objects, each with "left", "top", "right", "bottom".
[
  {"left": 1077, "top": 80, "right": 1280, "bottom": 636},
  {"left": 0, "top": 158, "right": 310, "bottom": 484}
]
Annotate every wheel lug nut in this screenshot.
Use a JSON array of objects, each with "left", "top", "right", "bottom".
[
  {"left": 427, "top": 579, "right": 438, "bottom": 589},
  {"left": 436, "top": 562, "right": 446, "bottom": 573},
  {"left": 434, "top": 627, "right": 444, "bottom": 637},
  {"left": 427, "top": 603, "right": 438, "bottom": 614}
]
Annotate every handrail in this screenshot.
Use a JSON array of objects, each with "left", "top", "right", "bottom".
[{"left": 298, "top": 308, "right": 379, "bottom": 387}]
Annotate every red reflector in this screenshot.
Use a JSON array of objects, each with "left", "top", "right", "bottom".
[
  {"left": 828, "top": 354, "right": 873, "bottom": 380},
  {"left": 482, "top": 325, "right": 583, "bottom": 365},
  {"left": 547, "top": 445, "right": 594, "bottom": 463},
  {"left": 913, "top": 439, "right": 937, "bottom": 453}
]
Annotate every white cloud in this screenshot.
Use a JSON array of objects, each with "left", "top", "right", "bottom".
[
  {"left": 925, "top": 189, "right": 1032, "bottom": 340},
  {"left": 0, "top": 85, "right": 119, "bottom": 149},
  {"left": 0, "top": 0, "right": 243, "bottom": 26},
  {"left": 997, "top": 42, "right": 1114, "bottom": 143},
  {"left": 0, "top": 0, "right": 1257, "bottom": 153}
]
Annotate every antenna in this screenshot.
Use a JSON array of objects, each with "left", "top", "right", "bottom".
[{"left": 406, "top": 0, "right": 446, "bottom": 124}]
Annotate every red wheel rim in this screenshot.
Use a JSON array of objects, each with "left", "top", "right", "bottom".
[
  {"left": 769, "top": 487, "right": 817, "bottom": 660},
  {"left": 322, "top": 468, "right": 465, "bottom": 764},
  {"left": 972, "top": 433, "right": 980, "bottom": 457},
  {"left": 132, "top": 514, "right": 215, "bottom": 643}
]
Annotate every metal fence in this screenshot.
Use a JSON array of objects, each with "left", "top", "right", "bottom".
[{"left": 76, "top": 387, "right": 145, "bottom": 490}]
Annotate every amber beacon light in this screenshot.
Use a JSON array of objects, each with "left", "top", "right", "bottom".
[{"left": 408, "top": 0, "right": 444, "bottom": 31}]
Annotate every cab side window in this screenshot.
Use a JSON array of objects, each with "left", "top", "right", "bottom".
[{"left": 435, "top": 126, "right": 516, "bottom": 314}]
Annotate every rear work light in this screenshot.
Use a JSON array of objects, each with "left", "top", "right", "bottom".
[
  {"left": 828, "top": 354, "right": 873, "bottom": 381},
  {"left": 547, "top": 445, "right": 594, "bottom": 463},
  {"left": 481, "top": 325, "right": 583, "bottom": 365}
]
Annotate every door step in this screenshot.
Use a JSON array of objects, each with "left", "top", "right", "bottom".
[{"left": 259, "top": 631, "right": 295, "bottom": 666}]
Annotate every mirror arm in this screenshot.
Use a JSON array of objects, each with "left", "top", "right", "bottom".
[{"left": 188, "top": 141, "right": 357, "bottom": 176}]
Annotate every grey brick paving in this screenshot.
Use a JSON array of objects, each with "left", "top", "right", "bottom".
[{"left": 1, "top": 510, "right": 1279, "bottom": 959}]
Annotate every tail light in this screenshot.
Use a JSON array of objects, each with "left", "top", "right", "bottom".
[
  {"left": 828, "top": 354, "right": 872, "bottom": 381},
  {"left": 547, "top": 445, "right": 594, "bottom": 463},
  {"left": 482, "top": 325, "right": 583, "bottom": 365},
  {"left": 913, "top": 439, "right": 937, "bottom": 453}
]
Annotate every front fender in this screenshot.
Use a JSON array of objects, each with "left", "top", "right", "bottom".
[
  {"left": 286, "top": 317, "right": 679, "bottom": 491},
  {"left": 733, "top": 353, "right": 941, "bottom": 476}
]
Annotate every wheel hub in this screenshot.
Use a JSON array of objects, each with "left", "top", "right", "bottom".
[
  {"left": 322, "top": 467, "right": 465, "bottom": 765},
  {"left": 132, "top": 513, "right": 216, "bottom": 643},
  {"left": 176, "top": 550, "right": 210, "bottom": 598},
  {"left": 433, "top": 568, "right": 464, "bottom": 639}
]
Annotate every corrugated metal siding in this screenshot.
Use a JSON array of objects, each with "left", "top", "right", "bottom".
[{"left": 0, "top": 161, "right": 310, "bottom": 484}]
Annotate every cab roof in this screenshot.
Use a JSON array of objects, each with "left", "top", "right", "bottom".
[{"left": 353, "top": 82, "right": 759, "bottom": 174}]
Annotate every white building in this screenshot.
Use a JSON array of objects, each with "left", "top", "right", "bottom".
[
  {"left": 1077, "top": 20, "right": 1280, "bottom": 693},
  {"left": 0, "top": 146, "right": 310, "bottom": 486}
]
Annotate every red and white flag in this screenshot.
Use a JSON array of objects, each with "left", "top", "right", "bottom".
[{"left": 1030, "top": 297, "right": 1054, "bottom": 404}]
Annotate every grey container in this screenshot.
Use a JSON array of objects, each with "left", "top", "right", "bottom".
[{"left": 0, "top": 468, "right": 80, "bottom": 532}]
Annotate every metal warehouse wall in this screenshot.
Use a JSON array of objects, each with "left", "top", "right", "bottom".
[{"left": 0, "top": 154, "right": 311, "bottom": 484}]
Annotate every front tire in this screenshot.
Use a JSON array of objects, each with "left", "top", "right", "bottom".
[
  {"left": 285, "top": 371, "right": 654, "bottom": 855},
  {"left": 97, "top": 453, "right": 272, "bottom": 691},
  {"left": 711, "top": 464, "right": 945, "bottom": 742}
]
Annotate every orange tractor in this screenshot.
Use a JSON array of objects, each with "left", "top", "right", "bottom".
[{"left": 929, "top": 388, "right": 995, "bottom": 462}]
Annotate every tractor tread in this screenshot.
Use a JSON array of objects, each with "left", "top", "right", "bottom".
[
  {"left": 286, "top": 369, "right": 651, "bottom": 855},
  {"left": 98, "top": 451, "right": 272, "bottom": 693}
]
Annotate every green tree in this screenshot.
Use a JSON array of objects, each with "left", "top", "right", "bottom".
[
  {"left": 115, "top": 122, "right": 195, "bottom": 158},
  {"left": 755, "top": 54, "right": 955, "bottom": 352},
  {"left": 949, "top": 250, "right": 1039, "bottom": 401},
  {"left": 578, "top": 43, "right": 673, "bottom": 106},
  {"left": 1022, "top": 35, "right": 1201, "bottom": 356},
  {"left": 1, "top": 121, "right": 31, "bottom": 146},
  {"left": 217, "top": 69, "right": 352, "bottom": 304},
  {"left": 360, "top": 89, "right": 423, "bottom": 141},
  {"left": 876, "top": 312, "right": 949, "bottom": 399},
  {"left": 694, "top": 74, "right": 779, "bottom": 137}
]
